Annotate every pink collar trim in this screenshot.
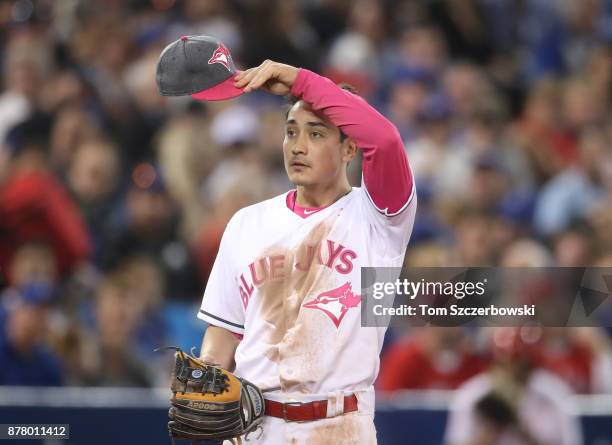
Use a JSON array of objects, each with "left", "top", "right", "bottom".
[{"left": 286, "top": 190, "right": 330, "bottom": 218}]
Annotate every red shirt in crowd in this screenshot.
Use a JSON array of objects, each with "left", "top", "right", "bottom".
[
  {"left": 0, "top": 171, "right": 91, "bottom": 280},
  {"left": 536, "top": 340, "right": 593, "bottom": 393},
  {"left": 377, "top": 335, "right": 489, "bottom": 391}
]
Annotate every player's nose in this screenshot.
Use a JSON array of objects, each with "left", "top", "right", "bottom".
[
  {"left": 291, "top": 136, "right": 308, "bottom": 155},
  {"left": 291, "top": 144, "right": 306, "bottom": 155}
]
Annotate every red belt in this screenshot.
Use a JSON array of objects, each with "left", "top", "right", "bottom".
[{"left": 264, "top": 394, "right": 358, "bottom": 422}]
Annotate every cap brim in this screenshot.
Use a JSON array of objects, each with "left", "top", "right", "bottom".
[{"left": 191, "top": 72, "right": 244, "bottom": 101}]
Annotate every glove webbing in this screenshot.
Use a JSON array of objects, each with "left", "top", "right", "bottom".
[{"left": 173, "top": 349, "right": 229, "bottom": 395}]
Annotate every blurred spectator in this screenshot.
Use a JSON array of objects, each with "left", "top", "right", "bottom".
[
  {"left": 500, "top": 239, "right": 553, "bottom": 268},
  {"left": 378, "top": 328, "right": 488, "bottom": 391},
  {"left": 510, "top": 0, "right": 566, "bottom": 81},
  {"left": 48, "top": 104, "right": 101, "bottom": 174},
  {"left": 0, "top": 28, "right": 50, "bottom": 152},
  {"left": 561, "top": 77, "right": 606, "bottom": 133},
  {"left": 242, "top": 0, "right": 318, "bottom": 71},
  {"left": 303, "top": 0, "right": 348, "bottom": 47},
  {"left": 0, "top": 283, "right": 63, "bottom": 386},
  {"left": 394, "top": 23, "right": 447, "bottom": 77},
  {"left": 512, "top": 78, "right": 572, "bottom": 182},
  {"left": 80, "top": 272, "right": 153, "bottom": 387},
  {"left": 256, "top": 107, "right": 292, "bottom": 192},
  {"left": 67, "top": 139, "right": 120, "bottom": 207},
  {"left": 414, "top": 90, "right": 534, "bottom": 216},
  {"left": 102, "top": 162, "right": 200, "bottom": 300},
  {"left": 203, "top": 104, "right": 262, "bottom": 203},
  {"left": 0, "top": 114, "right": 91, "bottom": 281},
  {"left": 115, "top": 255, "right": 168, "bottom": 361},
  {"left": 442, "top": 63, "right": 492, "bottom": 124},
  {"left": 7, "top": 241, "right": 58, "bottom": 289},
  {"left": 403, "top": 242, "right": 458, "bottom": 268},
  {"left": 169, "top": 0, "right": 242, "bottom": 54},
  {"left": 193, "top": 178, "right": 271, "bottom": 283},
  {"left": 445, "top": 327, "right": 583, "bottom": 445},
  {"left": 573, "top": 328, "right": 612, "bottom": 393},
  {"left": 465, "top": 156, "right": 510, "bottom": 213},
  {"left": 70, "top": 15, "right": 134, "bottom": 118},
  {"left": 66, "top": 138, "right": 121, "bottom": 264},
  {"left": 553, "top": 225, "right": 596, "bottom": 267},
  {"left": 0, "top": 56, "right": 33, "bottom": 155},
  {"left": 533, "top": 124, "right": 608, "bottom": 237},
  {"left": 385, "top": 68, "right": 430, "bottom": 141},
  {"left": 123, "top": 45, "right": 169, "bottom": 120},
  {"left": 406, "top": 94, "right": 461, "bottom": 198},
  {"left": 590, "top": 198, "right": 612, "bottom": 253},
  {"left": 459, "top": 95, "right": 534, "bottom": 194},
  {"left": 326, "top": 0, "right": 386, "bottom": 94},
  {"left": 452, "top": 209, "right": 497, "bottom": 266},
  {"left": 428, "top": 0, "right": 494, "bottom": 63},
  {"left": 564, "top": 0, "right": 612, "bottom": 73},
  {"left": 52, "top": 255, "right": 170, "bottom": 386},
  {"left": 156, "top": 109, "right": 215, "bottom": 240},
  {"left": 191, "top": 105, "right": 274, "bottom": 282},
  {"left": 582, "top": 46, "right": 612, "bottom": 106},
  {"left": 70, "top": 13, "right": 158, "bottom": 166},
  {"left": 536, "top": 328, "right": 612, "bottom": 394}
]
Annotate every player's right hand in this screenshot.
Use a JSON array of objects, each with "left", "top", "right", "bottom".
[{"left": 235, "top": 60, "right": 299, "bottom": 95}]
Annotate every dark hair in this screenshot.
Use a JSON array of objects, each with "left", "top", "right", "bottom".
[
  {"left": 475, "top": 392, "right": 517, "bottom": 427},
  {"left": 285, "top": 83, "right": 358, "bottom": 142},
  {"left": 6, "top": 112, "right": 53, "bottom": 158}
]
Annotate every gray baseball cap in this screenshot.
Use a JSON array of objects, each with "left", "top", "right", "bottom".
[{"left": 156, "top": 35, "right": 244, "bottom": 101}]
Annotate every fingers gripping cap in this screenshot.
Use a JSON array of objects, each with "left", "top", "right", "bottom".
[{"left": 156, "top": 35, "right": 244, "bottom": 101}]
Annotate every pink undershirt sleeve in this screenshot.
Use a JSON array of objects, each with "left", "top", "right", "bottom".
[{"left": 290, "top": 68, "right": 414, "bottom": 215}]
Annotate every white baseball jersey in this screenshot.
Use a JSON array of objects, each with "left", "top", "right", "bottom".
[
  {"left": 198, "top": 68, "right": 417, "bottom": 415},
  {"left": 199, "top": 185, "right": 416, "bottom": 396}
]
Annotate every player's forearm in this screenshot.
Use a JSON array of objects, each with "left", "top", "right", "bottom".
[
  {"left": 290, "top": 69, "right": 398, "bottom": 149},
  {"left": 200, "top": 325, "right": 240, "bottom": 371},
  {"left": 291, "top": 69, "right": 413, "bottom": 214}
]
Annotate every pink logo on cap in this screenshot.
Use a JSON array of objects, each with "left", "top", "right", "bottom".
[
  {"left": 208, "top": 44, "right": 231, "bottom": 71},
  {"left": 303, "top": 282, "right": 361, "bottom": 328}
]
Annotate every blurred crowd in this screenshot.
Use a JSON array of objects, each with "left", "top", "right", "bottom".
[{"left": 0, "top": 0, "right": 611, "bottom": 425}]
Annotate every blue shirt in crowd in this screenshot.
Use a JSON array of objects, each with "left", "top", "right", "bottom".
[{"left": 0, "top": 335, "right": 64, "bottom": 387}]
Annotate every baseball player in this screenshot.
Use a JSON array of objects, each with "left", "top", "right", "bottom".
[{"left": 197, "top": 60, "right": 417, "bottom": 444}]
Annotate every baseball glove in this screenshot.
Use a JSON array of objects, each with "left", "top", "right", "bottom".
[{"left": 161, "top": 347, "right": 264, "bottom": 444}]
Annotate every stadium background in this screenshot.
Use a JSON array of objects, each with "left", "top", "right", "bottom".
[{"left": 0, "top": 0, "right": 611, "bottom": 443}]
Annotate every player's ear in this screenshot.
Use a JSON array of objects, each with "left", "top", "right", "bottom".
[{"left": 342, "top": 139, "right": 358, "bottom": 163}]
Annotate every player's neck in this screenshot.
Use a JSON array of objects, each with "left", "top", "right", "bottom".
[{"left": 295, "top": 180, "right": 351, "bottom": 208}]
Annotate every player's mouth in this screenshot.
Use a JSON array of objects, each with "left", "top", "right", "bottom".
[{"left": 290, "top": 160, "right": 310, "bottom": 169}]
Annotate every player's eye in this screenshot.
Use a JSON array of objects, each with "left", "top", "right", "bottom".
[
  {"left": 285, "top": 128, "right": 296, "bottom": 137},
  {"left": 311, "top": 131, "right": 323, "bottom": 138}
]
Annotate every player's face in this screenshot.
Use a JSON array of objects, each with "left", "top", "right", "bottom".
[{"left": 283, "top": 101, "right": 353, "bottom": 187}]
